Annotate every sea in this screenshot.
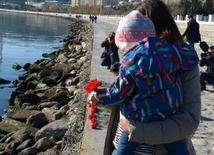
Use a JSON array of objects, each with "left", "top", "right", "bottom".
[{"left": 0, "top": 11, "right": 72, "bottom": 117}]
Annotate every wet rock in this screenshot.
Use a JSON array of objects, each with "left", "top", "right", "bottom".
[
  {"left": 0, "top": 78, "right": 10, "bottom": 85},
  {"left": 23, "top": 63, "right": 31, "bottom": 71},
  {"left": 12, "top": 63, "right": 22, "bottom": 70}
]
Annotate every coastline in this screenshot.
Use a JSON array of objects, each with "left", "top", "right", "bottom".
[
  {"left": 0, "top": 11, "right": 72, "bottom": 117},
  {"left": 0, "top": 19, "right": 93, "bottom": 154}
]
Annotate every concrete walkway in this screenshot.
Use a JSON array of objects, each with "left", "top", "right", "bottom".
[{"left": 80, "top": 21, "right": 119, "bottom": 155}]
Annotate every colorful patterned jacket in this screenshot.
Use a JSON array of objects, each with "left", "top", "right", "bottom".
[{"left": 97, "top": 37, "right": 199, "bottom": 122}]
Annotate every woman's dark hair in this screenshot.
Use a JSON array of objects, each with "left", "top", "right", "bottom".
[{"left": 135, "top": 0, "right": 182, "bottom": 43}]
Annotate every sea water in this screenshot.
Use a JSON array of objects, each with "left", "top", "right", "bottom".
[{"left": 0, "top": 11, "right": 72, "bottom": 116}]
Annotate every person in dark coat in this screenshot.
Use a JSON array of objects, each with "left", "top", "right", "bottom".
[
  {"left": 94, "top": 15, "right": 97, "bottom": 23},
  {"left": 100, "top": 32, "right": 119, "bottom": 69},
  {"left": 182, "top": 15, "right": 201, "bottom": 49},
  {"left": 200, "top": 46, "right": 214, "bottom": 91},
  {"left": 89, "top": 15, "right": 92, "bottom": 23}
]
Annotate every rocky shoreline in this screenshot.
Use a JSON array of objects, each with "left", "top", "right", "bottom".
[{"left": 0, "top": 19, "right": 93, "bottom": 155}]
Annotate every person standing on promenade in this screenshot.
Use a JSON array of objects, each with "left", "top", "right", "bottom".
[
  {"left": 101, "top": 0, "right": 201, "bottom": 154},
  {"left": 113, "top": 10, "right": 196, "bottom": 155},
  {"left": 100, "top": 32, "right": 119, "bottom": 69},
  {"left": 89, "top": 15, "right": 92, "bottom": 23},
  {"left": 200, "top": 46, "right": 214, "bottom": 91},
  {"left": 94, "top": 15, "right": 98, "bottom": 23},
  {"left": 89, "top": 1, "right": 201, "bottom": 154},
  {"left": 182, "top": 15, "right": 201, "bottom": 49}
]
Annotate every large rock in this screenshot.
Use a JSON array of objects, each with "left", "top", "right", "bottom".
[
  {"left": 33, "top": 137, "right": 53, "bottom": 152},
  {"left": 0, "top": 78, "right": 10, "bottom": 85},
  {"left": 14, "top": 93, "right": 41, "bottom": 108},
  {"left": 0, "top": 118, "right": 25, "bottom": 134},
  {"left": 26, "top": 112, "right": 48, "bottom": 128},
  {"left": 35, "top": 119, "right": 68, "bottom": 141},
  {"left": 49, "top": 92, "right": 70, "bottom": 105},
  {"left": 18, "top": 147, "right": 39, "bottom": 155},
  {"left": 16, "top": 138, "right": 35, "bottom": 153},
  {"left": 8, "top": 109, "right": 41, "bottom": 123}
]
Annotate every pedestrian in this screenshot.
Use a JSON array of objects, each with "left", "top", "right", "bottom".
[
  {"left": 91, "top": 16, "right": 94, "bottom": 23},
  {"left": 89, "top": 15, "right": 92, "bottom": 23},
  {"left": 200, "top": 45, "right": 214, "bottom": 91},
  {"left": 94, "top": 15, "right": 97, "bottom": 23},
  {"left": 100, "top": 32, "right": 119, "bottom": 69},
  {"left": 103, "top": 0, "right": 201, "bottom": 154},
  {"left": 182, "top": 15, "right": 201, "bottom": 49}
]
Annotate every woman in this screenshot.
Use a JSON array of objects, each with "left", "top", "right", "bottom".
[
  {"left": 87, "top": 0, "right": 200, "bottom": 154},
  {"left": 116, "top": 0, "right": 201, "bottom": 154}
]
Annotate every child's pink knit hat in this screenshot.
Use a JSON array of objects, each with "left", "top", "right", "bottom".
[{"left": 115, "top": 10, "right": 156, "bottom": 52}]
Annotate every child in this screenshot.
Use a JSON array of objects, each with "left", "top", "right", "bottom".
[{"left": 88, "top": 10, "right": 198, "bottom": 155}]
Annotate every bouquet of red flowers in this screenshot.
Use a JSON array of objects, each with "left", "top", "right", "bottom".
[
  {"left": 85, "top": 79, "right": 102, "bottom": 93},
  {"left": 85, "top": 79, "right": 102, "bottom": 129}
]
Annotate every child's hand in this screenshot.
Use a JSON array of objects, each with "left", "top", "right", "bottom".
[{"left": 87, "top": 91, "right": 100, "bottom": 105}]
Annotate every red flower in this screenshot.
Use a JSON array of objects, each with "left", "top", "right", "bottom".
[
  {"left": 91, "top": 121, "right": 97, "bottom": 129},
  {"left": 85, "top": 79, "right": 102, "bottom": 93},
  {"left": 85, "top": 79, "right": 102, "bottom": 129},
  {"left": 88, "top": 114, "right": 94, "bottom": 120}
]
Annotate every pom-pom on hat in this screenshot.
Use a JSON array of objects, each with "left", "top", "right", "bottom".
[{"left": 115, "top": 10, "right": 156, "bottom": 52}]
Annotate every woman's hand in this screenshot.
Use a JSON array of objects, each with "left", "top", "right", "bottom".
[
  {"left": 120, "top": 112, "right": 130, "bottom": 133},
  {"left": 87, "top": 91, "right": 100, "bottom": 105}
]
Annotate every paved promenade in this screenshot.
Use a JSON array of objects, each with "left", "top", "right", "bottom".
[
  {"left": 80, "top": 17, "right": 214, "bottom": 155},
  {"left": 80, "top": 20, "right": 119, "bottom": 155}
]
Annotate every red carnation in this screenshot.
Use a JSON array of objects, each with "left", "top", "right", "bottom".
[
  {"left": 91, "top": 121, "right": 97, "bottom": 129},
  {"left": 85, "top": 79, "right": 102, "bottom": 93},
  {"left": 85, "top": 79, "right": 102, "bottom": 129}
]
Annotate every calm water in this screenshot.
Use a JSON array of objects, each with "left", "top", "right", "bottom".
[{"left": 0, "top": 11, "right": 72, "bottom": 116}]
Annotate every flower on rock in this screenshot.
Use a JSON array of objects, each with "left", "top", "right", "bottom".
[{"left": 85, "top": 79, "right": 102, "bottom": 129}]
